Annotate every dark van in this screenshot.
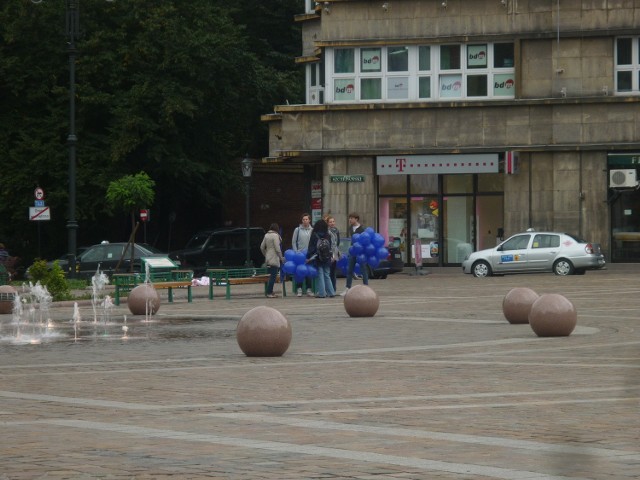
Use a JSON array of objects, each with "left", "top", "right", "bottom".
[{"left": 169, "top": 227, "right": 265, "bottom": 275}]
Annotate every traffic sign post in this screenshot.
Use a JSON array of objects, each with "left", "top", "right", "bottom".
[{"left": 29, "top": 206, "right": 51, "bottom": 221}]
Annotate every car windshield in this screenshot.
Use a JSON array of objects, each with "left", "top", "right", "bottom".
[{"left": 185, "top": 233, "right": 210, "bottom": 249}]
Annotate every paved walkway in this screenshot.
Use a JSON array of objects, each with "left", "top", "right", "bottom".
[{"left": 1, "top": 266, "right": 639, "bottom": 479}]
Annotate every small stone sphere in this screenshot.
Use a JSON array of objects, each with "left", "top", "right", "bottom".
[
  {"left": 528, "top": 293, "right": 577, "bottom": 337},
  {"left": 237, "top": 306, "right": 292, "bottom": 357},
  {"left": 128, "top": 283, "right": 161, "bottom": 316},
  {"left": 343, "top": 284, "right": 380, "bottom": 317},
  {"left": 0, "top": 285, "right": 17, "bottom": 314},
  {"left": 502, "top": 287, "right": 539, "bottom": 324}
]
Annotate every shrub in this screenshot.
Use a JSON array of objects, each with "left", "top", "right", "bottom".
[{"left": 27, "top": 259, "right": 72, "bottom": 302}]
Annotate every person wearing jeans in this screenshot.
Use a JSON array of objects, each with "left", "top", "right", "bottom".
[
  {"left": 260, "top": 223, "right": 284, "bottom": 298},
  {"left": 341, "top": 212, "right": 368, "bottom": 295},
  {"left": 292, "top": 213, "right": 314, "bottom": 297},
  {"left": 306, "top": 219, "right": 336, "bottom": 298}
]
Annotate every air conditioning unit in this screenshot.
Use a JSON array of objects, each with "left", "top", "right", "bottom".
[{"left": 609, "top": 169, "right": 638, "bottom": 188}]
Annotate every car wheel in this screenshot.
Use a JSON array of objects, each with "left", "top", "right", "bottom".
[
  {"left": 472, "top": 261, "right": 492, "bottom": 278},
  {"left": 553, "top": 259, "right": 574, "bottom": 276}
]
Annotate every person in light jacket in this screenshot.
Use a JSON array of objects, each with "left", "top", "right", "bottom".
[
  {"left": 260, "top": 223, "right": 284, "bottom": 298},
  {"left": 291, "top": 212, "right": 313, "bottom": 297}
]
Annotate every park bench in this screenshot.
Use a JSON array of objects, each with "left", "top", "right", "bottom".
[
  {"left": 207, "top": 267, "right": 287, "bottom": 300},
  {"left": 113, "top": 257, "right": 193, "bottom": 305}
]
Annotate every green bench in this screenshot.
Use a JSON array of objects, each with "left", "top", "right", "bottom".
[
  {"left": 207, "top": 267, "right": 287, "bottom": 300},
  {"left": 113, "top": 269, "right": 194, "bottom": 305}
]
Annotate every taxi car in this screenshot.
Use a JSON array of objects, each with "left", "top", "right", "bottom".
[{"left": 461, "top": 230, "right": 605, "bottom": 277}]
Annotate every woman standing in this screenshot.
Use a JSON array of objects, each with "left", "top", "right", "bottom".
[
  {"left": 260, "top": 223, "right": 284, "bottom": 298},
  {"left": 306, "top": 219, "right": 336, "bottom": 298},
  {"left": 325, "top": 215, "right": 340, "bottom": 292}
]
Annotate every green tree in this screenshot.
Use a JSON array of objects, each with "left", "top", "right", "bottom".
[
  {"left": 0, "top": 0, "right": 302, "bottom": 262},
  {"left": 106, "top": 171, "right": 155, "bottom": 239}
]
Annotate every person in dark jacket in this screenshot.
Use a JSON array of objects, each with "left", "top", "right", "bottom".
[
  {"left": 306, "top": 219, "right": 336, "bottom": 298},
  {"left": 341, "top": 212, "right": 369, "bottom": 296}
]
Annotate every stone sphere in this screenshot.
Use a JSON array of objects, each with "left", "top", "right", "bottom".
[
  {"left": 237, "top": 306, "right": 292, "bottom": 357},
  {"left": 529, "top": 293, "right": 577, "bottom": 337},
  {"left": 128, "top": 283, "right": 161, "bottom": 316},
  {"left": 343, "top": 284, "right": 380, "bottom": 317},
  {"left": 502, "top": 287, "right": 539, "bottom": 324},
  {"left": 0, "top": 285, "right": 17, "bottom": 314}
]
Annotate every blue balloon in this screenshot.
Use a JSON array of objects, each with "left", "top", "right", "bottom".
[
  {"left": 351, "top": 242, "right": 364, "bottom": 255},
  {"left": 368, "top": 255, "right": 380, "bottom": 267},
  {"left": 295, "top": 264, "right": 308, "bottom": 278},
  {"left": 284, "top": 249, "right": 295, "bottom": 262},
  {"left": 359, "top": 232, "right": 371, "bottom": 246},
  {"left": 353, "top": 262, "right": 362, "bottom": 275},
  {"left": 372, "top": 233, "right": 385, "bottom": 248},
  {"left": 357, "top": 253, "right": 367, "bottom": 265},
  {"left": 293, "top": 251, "right": 306, "bottom": 265},
  {"left": 337, "top": 254, "right": 348, "bottom": 270},
  {"left": 365, "top": 227, "right": 375, "bottom": 236},
  {"left": 351, "top": 233, "right": 360, "bottom": 245},
  {"left": 364, "top": 243, "right": 377, "bottom": 257},
  {"left": 377, "top": 247, "right": 390, "bottom": 260},
  {"left": 283, "top": 260, "right": 297, "bottom": 274},
  {"left": 306, "top": 265, "right": 318, "bottom": 278}
]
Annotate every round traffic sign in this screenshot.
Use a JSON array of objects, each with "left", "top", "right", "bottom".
[{"left": 34, "top": 187, "right": 45, "bottom": 200}]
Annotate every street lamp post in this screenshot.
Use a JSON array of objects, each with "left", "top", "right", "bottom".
[
  {"left": 241, "top": 154, "right": 254, "bottom": 267},
  {"left": 66, "top": 0, "right": 79, "bottom": 278},
  {"left": 32, "top": 0, "right": 114, "bottom": 277}
]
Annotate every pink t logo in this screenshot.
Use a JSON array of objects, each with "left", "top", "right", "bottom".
[{"left": 396, "top": 158, "right": 407, "bottom": 172}]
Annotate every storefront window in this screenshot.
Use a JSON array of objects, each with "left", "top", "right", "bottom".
[
  {"left": 410, "top": 174, "right": 438, "bottom": 194},
  {"left": 379, "top": 197, "right": 408, "bottom": 262},
  {"left": 443, "top": 196, "right": 473, "bottom": 263},
  {"left": 379, "top": 175, "right": 407, "bottom": 194},
  {"left": 444, "top": 175, "right": 472, "bottom": 193},
  {"left": 410, "top": 196, "right": 440, "bottom": 265}
]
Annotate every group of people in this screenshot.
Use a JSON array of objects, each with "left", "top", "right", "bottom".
[{"left": 259, "top": 212, "right": 369, "bottom": 299}]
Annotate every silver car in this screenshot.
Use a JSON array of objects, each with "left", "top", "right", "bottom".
[{"left": 462, "top": 231, "right": 606, "bottom": 277}]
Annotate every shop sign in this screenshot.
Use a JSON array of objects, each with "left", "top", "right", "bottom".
[
  {"left": 377, "top": 154, "right": 498, "bottom": 175},
  {"left": 330, "top": 175, "right": 365, "bottom": 183},
  {"left": 607, "top": 153, "right": 640, "bottom": 165}
]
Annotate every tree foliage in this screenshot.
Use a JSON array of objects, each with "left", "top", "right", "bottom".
[{"left": 0, "top": 0, "right": 302, "bottom": 264}]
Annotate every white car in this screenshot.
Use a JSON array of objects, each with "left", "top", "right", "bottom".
[{"left": 462, "top": 231, "right": 606, "bottom": 277}]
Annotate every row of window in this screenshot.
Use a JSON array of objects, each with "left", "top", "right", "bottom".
[
  {"left": 323, "top": 43, "right": 515, "bottom": 103},
  {"left": 305, "top": 37, "right": 640, "bottom": 104}
]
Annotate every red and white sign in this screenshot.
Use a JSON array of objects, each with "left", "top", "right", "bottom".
[
  {"left": 140, "top": 209, "right": 149, "bottom": 222},
  {"left": 377, "top": 154, "right": 499, "bottom": 175},
  {"left": 505, "top": 151, "right": 519, "bottom": 174},
  {"left": 29, "top": 206, "right": 50, "bottom": 221},
  {"left": 34, "top": 187, "right": 45, "bottom": 200}
]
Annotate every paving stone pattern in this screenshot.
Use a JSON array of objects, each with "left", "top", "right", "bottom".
[{"left": 1, "top": 267, "right": 639, "bottom": 479}]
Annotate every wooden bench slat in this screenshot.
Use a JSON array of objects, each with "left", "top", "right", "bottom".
[{"left": 207, "top": 268, "right": 287, "bottom": 300}]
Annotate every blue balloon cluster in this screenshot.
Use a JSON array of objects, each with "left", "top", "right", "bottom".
[
  {"left": 282, "top": 248, "right": 318, "bottom": 284},
  {"left": 337, "top": 227, "right": 388, "bottom": 276},
  {"left": 282, "top": 228, "right": 388, "bottom": 282}
]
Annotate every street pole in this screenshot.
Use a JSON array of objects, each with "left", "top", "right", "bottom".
[
  {"left": 241, "top": 155, "right": 254, "bottom": 268},
  {"left": 66, "top": 0, "right": 79, "bottom": 278}
]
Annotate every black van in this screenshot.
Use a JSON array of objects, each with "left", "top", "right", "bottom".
[{"left": 169, "top": 227, "right": 265, "bottom": 275}]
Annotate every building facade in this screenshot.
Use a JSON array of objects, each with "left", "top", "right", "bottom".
[{"left": 262, "top": 0, "right": 640, "bottom": 266}]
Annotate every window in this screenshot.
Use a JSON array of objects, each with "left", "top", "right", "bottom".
[
  {"left": 325, "top": 43, "right": 515, "bottom": 103},
  {"left": 502, "top": 235, "right": 530, "bottom": 251},
  {"left": 532, "top": 234, "right": 560, "bottom": 249},
  {"left": 616, "top": 37, "right": 640, "bottom": 94},
  {"left": 306, "top": 62, "right": 325, "bottom": 104}
]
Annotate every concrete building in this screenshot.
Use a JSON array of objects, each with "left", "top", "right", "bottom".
[{"left": 261, "top": 0, "right": 640, "bottom": 266}]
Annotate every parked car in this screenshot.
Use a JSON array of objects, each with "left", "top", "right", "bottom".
[
  {"left": 335, "top": 240, "right": 404, "bottom": 279},
  {"left": 58, "top": 242, "right": 169, "bottom": 279},
  {"left": 169, "top": 227, "right": 265, "bottom": 276},
  {"left": 461, "top": 231, "right": 606, "bottom": 277}
]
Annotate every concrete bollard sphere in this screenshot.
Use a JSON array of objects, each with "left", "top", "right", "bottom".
[
  {"left": 502, "top": 287, "right": 539, "bottom": 324},
  {"left": 0, "top": 285, "right": 17, "bottom": 314},
  {"left": 128, "top": 284, "right": 161, "bottom": 316},
  {"left": 343, "top": 284, "right": 380, "bottom": 317},
  {"left": 237, "top": 306, "right": 292, "bottom": 357},
  {"left": 528, "top": 293, "right": 577, "bottom": 337}
]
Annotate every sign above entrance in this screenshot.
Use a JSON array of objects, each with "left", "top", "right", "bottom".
[
  {"left": 377, "top": 154, "right": 499, "bottom": 175},
  {"left": 330, "top": 175, "right": 365, "bottom": 183},
  {"left": 607, "top": 153, "right": 640, "bottom": 165}
]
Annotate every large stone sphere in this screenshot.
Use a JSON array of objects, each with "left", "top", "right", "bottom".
[
  {"left": 344, "top": 284, "right": 379, "bottom": 317},
  {"left": 237, "top": 306, "right": 292, "bottom": 357},
  {"left": 128, "top": 284, "right": 161, "bottom": 316},
  {"left": 529, "top": 293, "right": 577, "bottom": 337},
  {"left": 502, "top": 287, "right": 539, "bottom": 324},
  {"left": 0, "top": 285, "right": 17, "bottom": 314}
]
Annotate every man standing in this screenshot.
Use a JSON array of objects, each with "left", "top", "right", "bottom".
[
  {"left": 291, "top": 213, "right": 314, "bottom": 297},
  {"left": 341, "top": 212, "right": 369, "bottom": 296}
]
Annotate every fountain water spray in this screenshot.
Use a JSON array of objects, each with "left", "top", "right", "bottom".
[{"left": 91, "top": 266, "right": 110, "bottom": 324}]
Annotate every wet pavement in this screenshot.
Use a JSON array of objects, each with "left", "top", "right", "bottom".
[{"left": 0, "top": 266, "right": 639, "bottom": 479}]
